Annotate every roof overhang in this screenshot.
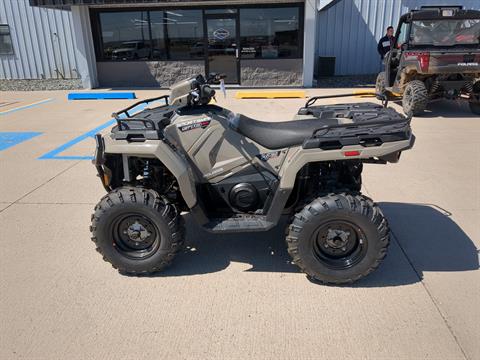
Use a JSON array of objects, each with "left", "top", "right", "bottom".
[{"left": 409, "top": 9, "right": 480, "bottom": 21}]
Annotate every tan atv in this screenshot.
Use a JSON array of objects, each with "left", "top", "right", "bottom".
[
  {"left": 376, "top": 7, "right": 480, "bottom": 116},
  {"left": 91, "top": 74, "right": 414, "bottom": 285}
]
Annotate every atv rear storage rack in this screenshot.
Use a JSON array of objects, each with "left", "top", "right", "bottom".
[
  {"left": 111, "top": 95, "right": 171, "bottom": 142},
  {"left": 299, "top": 101, "right": 412, "bottom": 159}
]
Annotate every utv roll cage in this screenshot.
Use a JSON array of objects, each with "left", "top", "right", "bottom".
[{"left": 393, "top": 8, "right": 480, "bottom": 51}]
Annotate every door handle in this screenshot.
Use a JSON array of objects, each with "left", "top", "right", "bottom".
[{"left": 236, "top": 48, "right": 239, "bottom": 58}]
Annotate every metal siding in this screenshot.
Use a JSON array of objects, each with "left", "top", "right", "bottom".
[
  {"left": 317, "top": 0, "right": 480, "bottom": 75},
  {"left": 0, "top": 0, "right": 79, "bottom": 79}
]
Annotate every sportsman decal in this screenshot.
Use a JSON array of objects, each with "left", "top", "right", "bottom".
[{"left": 177, "top": 117, "right": 211, "bottom": 132}]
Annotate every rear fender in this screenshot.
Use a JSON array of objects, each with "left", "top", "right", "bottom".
[{"left": 278, "top": 138, "right": 414, "bottom": 190}]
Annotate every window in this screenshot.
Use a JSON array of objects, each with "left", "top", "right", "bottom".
[
  {"left": 99, "top": 11, "right": 150, "bottom": 61},
  {"left": 149, "top": 11, "right": 167, "bottom": 60},
  {"left": 205, "top": 9, "right": 237, "bottom": 14},
  {"left": 97, "top": 9, "right": 203, "bottom": 61},
  {"left": 396, "top": 21, "right": 409, "bottom": 47},
  {"left": 240, "top": 7, "right": 301, "bottom": 59},
  {"left": 164, "top": 10, "right": 204, "bottom": 60},
  {"left": 0, "top": 24, "right": 14, "bottom": 55},
  {"left": 94, "top": 7, "right": 303, "bottom": 61},
  {"left": 411, "top": 19, "right": 480, "bottom": 47}
]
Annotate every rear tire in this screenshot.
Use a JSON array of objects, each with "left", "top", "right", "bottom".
[
  {"left": 402, "top": 80, "right": 428, "bottom": 116},
  {"left": 469, "top": 101, "right": 480, "bottom": 115},
  {"left": 286, "top": 193, "right": 389, "bottom": 285},
  {"left": 90, "top": 187, "right": 184, "bottom": 275},
  {"left": 469, "top": 82, "right": 480, "bottom": 115}
]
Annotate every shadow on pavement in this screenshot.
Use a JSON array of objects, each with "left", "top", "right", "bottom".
[
  {"left": 354, "top": 202, "right": 479, "bottom": 287},
  {"left": 162, "top": 216, "right": 297, "bottom": 277},
  {"left": 152, "top": 204, "right": 478, "bottom": 287},
  {"left": 392, "top": 99, "right": 478, "bottom": 118}
]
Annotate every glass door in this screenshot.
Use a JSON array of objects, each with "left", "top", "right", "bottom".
[{"left": 205, "top": 14, "right": 239, "bottom": 84}]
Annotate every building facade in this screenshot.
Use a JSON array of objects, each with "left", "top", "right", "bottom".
[{"left": 0, "top": 0, "right": 478, "bottom": 88}]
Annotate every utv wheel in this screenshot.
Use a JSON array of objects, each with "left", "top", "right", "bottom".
[
  {"left": 402, "top": 80, "right": 428, "bottom": 116},
  {"left": 286, "top": 193, "right": 389, "bottom": 285},
  {"left": 90, "top": 187, "right": 184, "bottom": 275},
  {"left": 375, "top": 72, "right": 389, "bottom": 100},
  {"left": 469, "top": 101, "right": 480, "bottom": 115},
  {"left": 468, "top": 82, "right": 480, "bottom": 115}
]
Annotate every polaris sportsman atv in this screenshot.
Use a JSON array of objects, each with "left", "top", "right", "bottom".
[
  {"left": 376, "top": 7, "right": 480, "bottom": 116},
  {"left": 91, "top": 74, "right": 414, "bottom": 284}
]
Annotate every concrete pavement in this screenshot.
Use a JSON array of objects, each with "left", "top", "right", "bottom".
[{"left": 0, "top": 89, "right": 478, "bottom": 359}]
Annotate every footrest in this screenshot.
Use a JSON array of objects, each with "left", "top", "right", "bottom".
[{"left": 205, "top": 216, "right": 270, "bottom": 233}]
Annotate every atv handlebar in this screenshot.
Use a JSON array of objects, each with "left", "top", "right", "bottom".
[{"left": 206, "top": 73, "right": 226, "bottom": 85}]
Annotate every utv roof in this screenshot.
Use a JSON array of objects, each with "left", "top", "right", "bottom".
[{"left": 401, "top": 8, "right": 480, "bottom": 21}]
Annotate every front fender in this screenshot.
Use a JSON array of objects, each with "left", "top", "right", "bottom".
[{"left": 101, "top": 135, "right": 197, "bottom": 208}]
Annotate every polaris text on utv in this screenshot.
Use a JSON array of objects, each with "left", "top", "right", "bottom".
[{"left": 91, "top": 74, "right": 415, "bottom": 285}]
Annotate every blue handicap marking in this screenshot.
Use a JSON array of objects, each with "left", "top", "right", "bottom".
[
  {"left": 68, "top": 92, "right": 136, "bottom": 100},
  {"left": 38, "top": 119, "right": 116, "bottom": 160},
  {"left": 38, "top": 99, "right": 164, "bottom": 160},
  {"left": 0, "top": 132, "right": 42, "bottom": 151}
]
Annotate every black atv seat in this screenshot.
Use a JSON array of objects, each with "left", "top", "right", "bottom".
[{"left": 230, "top": 113, "right": 344, "bottom": 149}]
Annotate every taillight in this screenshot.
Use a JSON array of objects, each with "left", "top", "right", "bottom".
[
  {"left": 404, "top": 52, "right": 430, "bottom": 72},
  {"left": 343, "top": 150, "right": 361, "bottom": 157},
  {"left": 418, "top": 53, "right": 430, "bottom": 72}
]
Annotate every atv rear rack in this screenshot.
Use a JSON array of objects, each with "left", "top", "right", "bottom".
[
  {"left": 300, "top": 102, "right": 412, "bottom": 152},
  {"left": 305, "top": 93, "right": 389, "bottom": 108}
]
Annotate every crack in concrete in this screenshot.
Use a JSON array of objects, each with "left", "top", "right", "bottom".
[
  {"left": 0, "top": 161, "right": 81, "bottom": 214},
  {"left": 390, "top": 230, "right": 469, "bottom": 360}
]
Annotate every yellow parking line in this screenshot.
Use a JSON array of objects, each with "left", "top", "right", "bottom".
[
  {"left": 235, "top": 90, "right": 306, "bottom": 99},
  {"left": 353, "top": 90, "right": 376, "bottom": 98}
]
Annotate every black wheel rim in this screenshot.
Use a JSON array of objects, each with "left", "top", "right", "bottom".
[
  {"left": 111, "top": 214, "right": 160, "bottom": 260},
  {"left": 312, "top": 220, "right": 368, "bottom": 270}
]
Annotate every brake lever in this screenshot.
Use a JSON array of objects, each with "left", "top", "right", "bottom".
[{"left": 191, "top": 90, "right": 200, "bottom": 102}]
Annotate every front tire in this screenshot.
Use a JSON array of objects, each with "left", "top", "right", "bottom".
[
  {"left": 286, "top": 193, "right": 389, "bottom": 285},
  {"left": 375, "top": 71, "right": 389, "bottom": 100},
  {"left": 90, "top": 187, "right": 184, "bottom": 275},
  {"left": 402, "top": 80, "right": 428, "bottom": 116}
]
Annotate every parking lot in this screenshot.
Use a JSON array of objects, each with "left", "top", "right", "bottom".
[{"left": 0, "top": 88, "right": 479, "bottom": 359}]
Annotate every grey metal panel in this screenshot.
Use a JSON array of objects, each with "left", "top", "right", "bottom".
[
  {"left": 317, "top": 0, "right": 480, "bottom": 76},
  {"left": 0, "top": 0, "right": 79, "bottom": 79}
]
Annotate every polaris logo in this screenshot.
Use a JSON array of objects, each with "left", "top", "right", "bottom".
[
  {"left": 213, "top": 28, "right": 230, "bottom": 40},
  {"left": 457, "top": 62, "right": 479, "bottom": 66}
]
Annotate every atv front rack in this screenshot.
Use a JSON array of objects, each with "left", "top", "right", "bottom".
[{"left": 111, "top": 95, "right": 170, "bottom": 131}]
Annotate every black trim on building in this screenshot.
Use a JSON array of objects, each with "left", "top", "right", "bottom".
[{"left": 30, "top": 0, "right": 260, "bottom": 6}]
